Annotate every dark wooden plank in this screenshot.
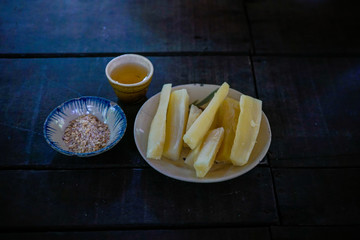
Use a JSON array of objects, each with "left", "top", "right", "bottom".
[
  {"left": 273, "top": 168, "right": 360, "bottom": 225},
  {"left": 0, "top": 0, "right": 250, "bottom": 54},
  {"left": 246, "top": 0, "right": 360, "bottom": 54},
  {"left": 0, "top": 167, "right": 278, "bottom": 228},
  {"left": 0, "top": 56, "right": 255, "bottom": 168},
  {"left": 271, "top": 226, "right": 358, "bottom": 240},
  {"left": 0, "top": 228, "right": 270, "bottom": 240},
  {"left": 253, "top": 57, "right": 360, "bottom": 167}
]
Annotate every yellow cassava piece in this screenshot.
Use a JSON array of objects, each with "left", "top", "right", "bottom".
[
  {"left": 184, "top": 139, "right": 203, "bottom": 167},
  {"left": 146, "top": 84, "right": 172, "bottom": 159},
  {"left": 216, "top": 97, "right": 240, "bottom": 163},
  {"left": 183, "top": 82, "right": 229, "bottom": 149},
  {"left": 186, "top": 105, "right": 202, "bottom": 132},
  {"left": 194, "top": 127, "right": 224, "bottom": 178},
  {"left": 230, "top": 95, "right": 262, "bottom": 166},
  {"left": 163, "top": 89, "right": 189, "bottom": 161}
]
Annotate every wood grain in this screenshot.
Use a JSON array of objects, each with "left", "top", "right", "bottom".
[
  {"left": 0, "top": 0, "right": 250, "bottom": 54},
  {"left": 0, "top": 167, "right": 278, "bottom": 228},
  {"left": 246, "top": 0, "right": 360, "bottom": 54},
  {"left": 273, "top": 168, "right": 360, "bottom": 225},
  {"left": 271, "top": 226, "right": 359, "bottom": 240},
  {"left": 0, "top": 228, "right": 270, "bottom": 240},
  {"left": 253, "top": 57, "right": 360, "bottom": 167}
]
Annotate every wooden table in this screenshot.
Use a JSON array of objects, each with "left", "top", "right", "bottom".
[{"left": 1, "top": 0, "right": 359, "bottom": 239}]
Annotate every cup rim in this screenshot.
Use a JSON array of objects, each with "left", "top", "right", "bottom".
[{"left": 105, "top": 54, "right": 154, "bottom": 87}]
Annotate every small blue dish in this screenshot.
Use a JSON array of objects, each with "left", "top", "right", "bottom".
[{"left": 44, "top": 96, "right": 127, "bottom": 157}]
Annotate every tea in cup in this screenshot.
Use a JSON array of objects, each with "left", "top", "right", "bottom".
[{"left": 105, "top": 54, "right": 154, "bottom": 102}]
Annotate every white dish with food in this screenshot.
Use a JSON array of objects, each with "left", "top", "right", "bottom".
[{"left": 134, "top": 84, "right": 271, "bottom": 183}]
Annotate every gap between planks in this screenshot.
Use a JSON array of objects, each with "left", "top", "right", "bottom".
[{"left": 2, "top": 52, "right": 360, "bottom": 59}]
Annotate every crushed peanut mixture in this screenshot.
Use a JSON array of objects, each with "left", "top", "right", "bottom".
[{"left": 63, "top": 114, "right": 110, "bottom": 153}]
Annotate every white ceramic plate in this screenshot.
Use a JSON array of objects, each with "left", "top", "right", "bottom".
[{"left": 134, "top": 84, "right": 271, "bottom": 183}]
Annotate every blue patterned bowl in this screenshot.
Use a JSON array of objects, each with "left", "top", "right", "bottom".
[{"left": 44, "top": 96, "right": 127, "bottom": 157}]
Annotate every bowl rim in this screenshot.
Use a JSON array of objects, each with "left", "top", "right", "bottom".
[{"left": 43, "top": 96, "right": 127, "bottom": 157}]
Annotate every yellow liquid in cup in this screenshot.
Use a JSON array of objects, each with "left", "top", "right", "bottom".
[{"left": 110, "top": 63, "right": 148, "bottom": 84}]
